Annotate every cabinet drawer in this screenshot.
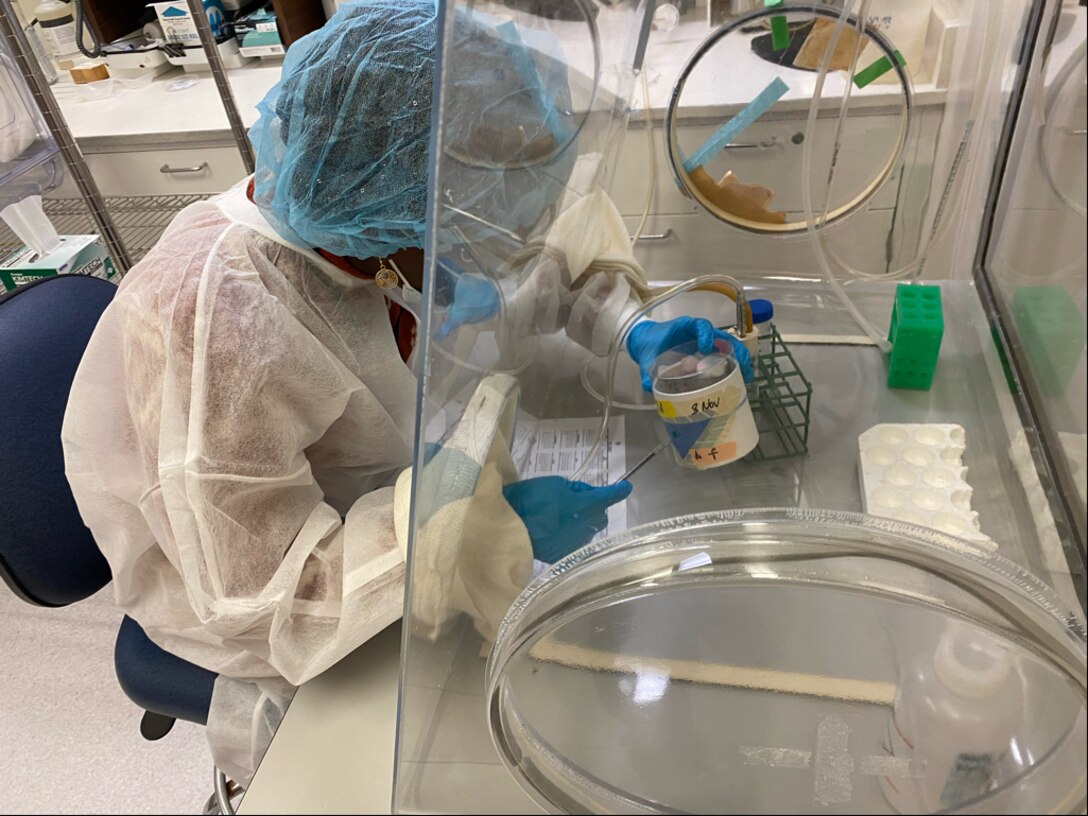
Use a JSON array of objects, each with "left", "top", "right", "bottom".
[
  {"left": 626, "top": 209, "right": 898, "bottom": 279},
  {"left": 91, "top": 146, "right": 248, "bottom": 196},
  {"left": 53, "top": 145, "right": 248, "bottom": 197},
  {"left": 611, "top": 107, "right": 941, "bottom": 219}
]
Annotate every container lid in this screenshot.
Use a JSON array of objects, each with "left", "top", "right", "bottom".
[
  {"left": 750, "top": 298, "right": 774, "bottom": 324},
  {"left": 650, "top": 339, "right": 736, "bottom": 396},
  {"left": 933, "top": 621, "right": 1013, "bottom": 699},
  {"left": 487, "top": 510, "right": 1087, "bottom": 815}
]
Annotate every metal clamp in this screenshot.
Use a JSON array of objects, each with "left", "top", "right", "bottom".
[{"left": 160, "top": 162, "right": 210, "bottom": 175}]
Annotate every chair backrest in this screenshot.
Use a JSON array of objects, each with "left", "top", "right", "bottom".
[{"left": 0, "top": 275, "right": 115, "bottom": 606}]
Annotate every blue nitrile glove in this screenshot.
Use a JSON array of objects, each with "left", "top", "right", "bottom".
[
  {"left": 625, "top": 317, "right": 753, "bottom": 392},
  {"left": 502, "top": 477, "right": 633, "bottom": 563},
  {"left": 422, "top": 442, "right": 442, "bottom": 465},
  {"left": 434, "top": 264, "right": 501, "bottom": 339}
]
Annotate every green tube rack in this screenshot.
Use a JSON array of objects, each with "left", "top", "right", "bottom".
[{"left": 887, "top": 283, "right": 944, "bottom": 390}]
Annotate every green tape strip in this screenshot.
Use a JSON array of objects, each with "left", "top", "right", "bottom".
[
  {"left": 771, "top": 15, "right": 790, "bottom": 51},
  {"left": 765, "top": 0, "right": 789, "bottom": 51},
  {"left": 853, "top": 50, "right": 906, "bottom": 89}
]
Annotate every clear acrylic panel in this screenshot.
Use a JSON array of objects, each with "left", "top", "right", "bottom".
[
  {"left": 395, "top": 2, "right": 1088, "bottom": 813},
  {"left": 982, "top": 0, "right": 1087, "bottom": 551},
  {"left": 0, "top": 33, "right": 62, "bottom": 204}
]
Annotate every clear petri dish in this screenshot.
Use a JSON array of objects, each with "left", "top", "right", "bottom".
[
  {"left": 651, "top": 339, "right": 737, "bottom": 396},
  {"left": 487, "top": 509, "right": 1087, "bottom": 814}
]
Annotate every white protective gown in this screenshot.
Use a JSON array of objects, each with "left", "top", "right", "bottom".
[{"left": 61, "top": 180, "right": 647, "bottom": 784}]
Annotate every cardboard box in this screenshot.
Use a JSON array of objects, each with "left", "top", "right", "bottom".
[
  {"left": 148, "top": 1, "right": 228, "bottom": 45},
  {"left": 0, "top": 235, "right": 118, "bottom": 292},
  {"left": 234, "top": 5, "right": 284, "bottom": 58}
]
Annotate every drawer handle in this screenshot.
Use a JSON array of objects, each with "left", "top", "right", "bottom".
[
  {"left": 633, "top": 229, "right": 675, "bottom": 242},
  {"left": 720, "top": 139, "right": 778, "bottom": 150},
  {"left": 160, "top": 162, "right": 210, "bottom": 175}
]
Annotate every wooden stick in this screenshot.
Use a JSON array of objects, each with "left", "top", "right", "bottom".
[{"left": 529, "top": 638, "right": 897, "bottom": 707}]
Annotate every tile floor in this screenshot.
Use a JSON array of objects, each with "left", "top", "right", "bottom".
[{"left": 1, "top": 586, "right": 211, "bottom": 814}]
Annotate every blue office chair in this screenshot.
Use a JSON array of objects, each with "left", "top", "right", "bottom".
[{"left": 0, "top": 276, "right": 234, "bottom": 813}]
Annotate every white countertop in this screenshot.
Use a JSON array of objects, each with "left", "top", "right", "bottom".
[
  {"left": 49, "top": 4, "right": 1084, "bottom": 143},
  {"left": 51, "top": 62, "right": 285, "bottom": 143},
  {"left": 631, "top": 19, "right": 943, "bottom": 120},
  {"left": 49, "top": 16, "right": 947, "bottom": 145},
  {"left": 237, "top": 621, "right": 401, "bottom": 815}
]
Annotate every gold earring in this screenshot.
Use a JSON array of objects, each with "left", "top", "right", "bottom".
[{"left": 375, "top": 258, "right": 398, "bottom": 289}]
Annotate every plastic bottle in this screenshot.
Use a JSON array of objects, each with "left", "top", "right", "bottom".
[
  {"left": 652, "top": 3, "right": 680, "bottom": 32},
  {"left": 749, "top": 298, "right": 774, "bottom": 374},
  {"left": 23, "top": 22, "right": 58, "bottom": 85},
  {"left": 35, "top": 1, "right": 80, "bottom": 70},
  {"left": 881, "top": 622, "right": 1024, "bottom": 813}
]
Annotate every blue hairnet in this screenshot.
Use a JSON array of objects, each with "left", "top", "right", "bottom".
[{"left": 249, "top": 0, "right": 577, "bottom": 260}]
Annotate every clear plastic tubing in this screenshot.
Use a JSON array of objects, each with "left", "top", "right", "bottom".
[
  {"left": 816, "top": 1, "right": 1001, "bottom": 283},
  {"left": 802, "top": 0, "right": 1001, "bottom": 330},
  {"left": 572, "top": 273, "right": 750, "bottom": 482},
  {"left": 800, "top": 0, "right": 895, "bottom": 350}
]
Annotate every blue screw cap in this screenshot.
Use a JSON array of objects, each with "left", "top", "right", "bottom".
[{"left": 750, "top": 298, "right": 774, "bottom": 324}]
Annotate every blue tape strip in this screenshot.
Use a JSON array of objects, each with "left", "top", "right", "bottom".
[
  {"left": 496, "top": 20, "right": 566, "bottom": 146},
  {"left": 665, "top": 418, "right": 713, "bottom": 458},
  {"left": 682, "top": 76, "right": 789, "bottom": 173}
]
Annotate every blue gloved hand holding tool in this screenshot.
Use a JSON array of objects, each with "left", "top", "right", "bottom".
[
  {"left": 435, "top": 260, "right": 501, "bottom": 339},
  {"left": 625, "top": 316, "right": 753, "bottom": 392},
  {"left": 503, "top": 476, "right": 632, "bottom": 563}
]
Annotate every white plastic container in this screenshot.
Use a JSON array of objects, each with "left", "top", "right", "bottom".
[
  {"left": 102, "top": 38, "right": 171, "bottom": 80},
  {"left": 35, "top": 0, "right": 80, "bottom": 70},
  {"left": 881, "top": 621, "right": 1025, "bottom": 813},
  {"left": 74, "top": 78, "right": 115, "bottom": 102},
  {"left": 859, "top": 423, "right": 995, "bottom": 549},
  {"left": 23, "top": 22, "right": 58, "bottom": 84},
  {"left": 651, "top": 338, "right": 758, "bottom": 469}
]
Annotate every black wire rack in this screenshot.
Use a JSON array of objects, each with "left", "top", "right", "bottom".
[
  {"left": 747, "top": 324, "right": 813, "bottom": 461},
  {"left": 0, "top": 194, "right": 208, "bottom": 264}
]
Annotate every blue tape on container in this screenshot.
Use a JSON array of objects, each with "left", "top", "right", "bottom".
[
  {"left": 496, "top": 20, "right": 567, "bottom": 146},
  {"left": 682, "top": 76, "right": 789, "bottom": 173}
]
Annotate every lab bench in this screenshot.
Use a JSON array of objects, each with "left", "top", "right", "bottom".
[{"left": 238, "top": 275, "right": 1085, "bottom": 813}]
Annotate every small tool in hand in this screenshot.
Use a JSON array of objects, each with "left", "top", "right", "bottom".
[{"left": 620, "top": 438, "right": 671, "bottom": 483}]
